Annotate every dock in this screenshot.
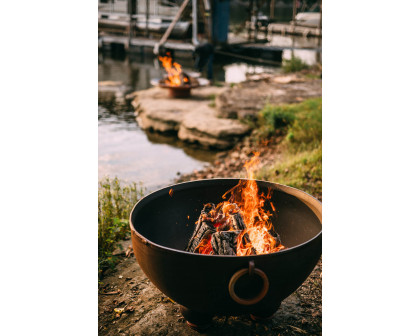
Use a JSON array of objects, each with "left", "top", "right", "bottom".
[
  {"left": 245, "top": 21, "right": 322, "bottom": 38},
  {"left": 99, "top": 35, "right": 195, "bottom": 52}
]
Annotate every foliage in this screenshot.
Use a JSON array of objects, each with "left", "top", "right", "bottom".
[
  {"left": 98, "top": 177, "right": 143, "bottom": 279},
  {"left": 282, "top": 56, "right": 309, "bottom": 73},
  {"left": 257, "top": 104, "right": 297, "bottom": 138},
  {"left": 254, "top": 98, "right": 322, "bottom": 199},
  {"left": 256, "top": 98, "right": 321, "bottom": 148},
  {"left": 256, "top": 146, "right": 322, "bottom": 198},
  {"left": 285, "top": 98, "right": 322, "bottom": 152}
]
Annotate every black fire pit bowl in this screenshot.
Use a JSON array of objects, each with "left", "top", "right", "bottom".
[{"left": 130, "top": 179, "right": 322, "bottom": 325}]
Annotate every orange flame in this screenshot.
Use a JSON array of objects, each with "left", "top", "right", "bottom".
[
  {"left": 220, "top": 152, "right": 285, "bottom": 255},
  {"left": 190, "top": 152, "right": 285, "bottom": 256},
  {"left": 158, "top": 54, "right": 189, "bottom": 87}
]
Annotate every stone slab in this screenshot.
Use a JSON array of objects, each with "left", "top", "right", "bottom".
[
  {"left": 130, "top": 85, "right": 250, "bottom": 149},
  {"left": 215, "top": 75, "right": 322, "bottom": 120}
]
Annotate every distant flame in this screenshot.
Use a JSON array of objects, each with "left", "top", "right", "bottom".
[{"left": 158, "top": 54, "right": 189, "bottom": 87}]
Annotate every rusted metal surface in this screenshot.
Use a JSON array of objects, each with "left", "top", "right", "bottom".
[
  {"left": 158, "top": 78, "right": 199, "bottom": 98},
  {"left": 130, "top": 179, "right": 321, "bottom": 324}
]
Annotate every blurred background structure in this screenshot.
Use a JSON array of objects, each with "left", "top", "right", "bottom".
[{"left": 98, "top": 0, "right": 321, "bottom": 63}]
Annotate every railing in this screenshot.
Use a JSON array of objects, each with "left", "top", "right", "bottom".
[{"left": 98, "top": 0, "right": 180, "bottom": 17}]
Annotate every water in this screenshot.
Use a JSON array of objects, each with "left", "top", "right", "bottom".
[
  {"left": 98, "top": 35, "right": 321, "bottom": 192},
  {"left": 98, "top": 88, "right": 217, "bottom": 192}
]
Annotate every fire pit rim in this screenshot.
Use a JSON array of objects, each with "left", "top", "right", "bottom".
[
  {"left": 158, "top": 78, "right": 199, "bottom": 89},
  {"left": 129, "top": 178, "right": 322, "bottom": 258}
]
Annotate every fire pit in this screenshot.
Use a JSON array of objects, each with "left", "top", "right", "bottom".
[
  {"left": 158, "top": 78, "right": 199, "bottom": 99},
  {"left": 130, "top": 178, "right": 322, "bottom": 329},
  {"left": 157, "top": 54, "right": 199, "bottom": 98}
]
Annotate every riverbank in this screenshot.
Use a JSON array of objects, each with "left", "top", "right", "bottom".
[{"left": 128, "top": 70, "right": 321, "bottom": 151}]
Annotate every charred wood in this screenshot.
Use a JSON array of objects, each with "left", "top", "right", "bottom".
[
  {"left": 185, "top": 204, "right": 216, "bottom": 252},
  {"left": 211, "top": 230, "right": 241, "bottom": 255},
  {"left": 230, "top": 212, "right": 246, "bottom": 231}
]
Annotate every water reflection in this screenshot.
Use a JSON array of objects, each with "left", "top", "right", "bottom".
[
  {"left": 144, "top": 131, "right": 218, "bottom": 163},
  {"left": 98, "top": 97, "right": 215, "bottom": 191}
]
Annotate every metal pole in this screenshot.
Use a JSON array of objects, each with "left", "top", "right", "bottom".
[
  {"left": 128, "top": 0, "right": 137, "bottom": 49},
  {"left": 292, "top": 0, "right": 297, "bottom": 25},
  {"left": 153, "top": 0, "right": 190, "bottom": 55},
  {"left": 192, "top": 0, "right": 199, "bottom": 45},
  {"left": 146, "top": 0, "right": 150, "bottom": 36},
  {"left": 203, "top": 0, "right": 212, "bottom": 43}
]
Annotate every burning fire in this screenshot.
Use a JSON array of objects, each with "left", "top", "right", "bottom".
[
  {"left": 158, "top": 54, "right": 189, "bottom": 87},
  {"left": 193, "top": 152, "right": 285, "bottom": 256}
]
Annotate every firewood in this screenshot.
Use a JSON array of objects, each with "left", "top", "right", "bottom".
[
  {"left": 211, "top": 230, "right": 241, "bottom": 255},
  {"left": 230, "top": 212, "right": 246, "bottom": 231},
  {"left": 241, "top": 232, "right": 257, "bottom": 255},
  {"left": 185, "top": 204, "right": 216, "bottom": 252}
]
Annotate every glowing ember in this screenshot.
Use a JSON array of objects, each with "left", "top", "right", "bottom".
[
  {"left": 186, "top": 152, "right": 286, "bottom": 256},
  {"left": 158, "top": 54, "right": 189, "bottom": 87}
]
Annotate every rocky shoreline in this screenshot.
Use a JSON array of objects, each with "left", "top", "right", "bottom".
[{"left": 126, "top": 73, "right": 321, "bottom": 151}]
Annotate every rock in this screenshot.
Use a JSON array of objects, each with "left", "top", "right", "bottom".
[
  {"left": 215, "top": 76, "right": 321, "bottom": 120},
  {"left": 138, "top": 109, "right": 184, "bottom": 133},
  {"left": 178, "top": 106, "right": 251, "bottom": 150},
  {"left": 131, "top": 85, "right": 249, "bottom": 149}
]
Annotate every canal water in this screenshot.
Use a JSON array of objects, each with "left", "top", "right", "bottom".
[{"left": 98, "top": 35, "right": 321, "bottom": 192}]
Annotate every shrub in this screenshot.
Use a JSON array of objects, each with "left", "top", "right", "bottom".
[
  {"left": 286, "top": 98, "right": 322, "bottom": 151},
  {"left": 257, "top": 104, "right": 297, "bottom": 138},
  {"left": 257, "top": 98, "right": 321, "bottom": 146},
  {"left": 98, "top": 177, "right": 143, "bottom": 279},
  {"left": 282, "top": 56, "right": 309, "bottom": 73},
  {"left": 256, "top": 146, "right": 322, "bottom": 198}
]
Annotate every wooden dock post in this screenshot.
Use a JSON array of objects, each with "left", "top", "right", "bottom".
[{"left": 270, "top": 0, "right": 275, "bottom": 20}]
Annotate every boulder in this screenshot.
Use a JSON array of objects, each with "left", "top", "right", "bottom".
[
  {"left": 215, "top": 75, "right": 321, "bottom": 120},
  {"left": 130, "top": 85, "right": 250, "bottom": 149},
  {"left": 179, "top": 106, "right": 251, "bottom": 149}
]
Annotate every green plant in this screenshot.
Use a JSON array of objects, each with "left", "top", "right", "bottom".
[
  {"left": 253, "top": 98, "right": 322, "bottom": 199},
  {"left": 282, "top": 56, "right": 309, "bottom": 73},
  {"left": 256, "top": 146, "right": 322, "bottom": 198},
  {"left": 285, "top": 98, "right": 322, "bottom": 152},
  {"left": 256, "top": 98, "right": 321, "bottom": 141},
  {"left": 98, "top": 177, "right": 143, "bottom": 279},
  {"left": 208, "top": 94, "right": 216, "bottom": 108},
  {"left": 258, "top": 104, "right": 297, "bottom": 137}
]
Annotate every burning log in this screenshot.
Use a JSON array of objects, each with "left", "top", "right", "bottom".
[
  {"left": 211, "top": 230, "right": 241, "bottom": 255},
  {"left": 185, "top": 204, "right": 216, "bottom": 253},
  {"left": 185, "top": 203, "right": 260, "bottom": 256},
  {"left": 230, "top": 212, "right": 246, "bottom": 231}
]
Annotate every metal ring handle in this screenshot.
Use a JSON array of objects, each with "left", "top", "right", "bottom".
[{"left": 228, "top": 261, "right": 269, "bottom": 305}]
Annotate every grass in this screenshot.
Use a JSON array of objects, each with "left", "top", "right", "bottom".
[
  {"left": 208, "top": 93, "right": 216, "bottom": 108},
  {"left": 254, "top": 98, "right": 322, "bottom": 198},
  {"left": 98, "top": 177, "right": 143, "bottom": 279},
  {"left": 282, "top": 56, "right": 309, "bottom": 73},
  {"left": 256, "top": 98, "right": 321, "bottom": 148},
  {"left": 256, "top": 146, "right": 322, "bottom": 198}
]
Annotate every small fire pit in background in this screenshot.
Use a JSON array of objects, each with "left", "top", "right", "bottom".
[{"left": 158, "top": 54, "right": 199, "bottom": 98}]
